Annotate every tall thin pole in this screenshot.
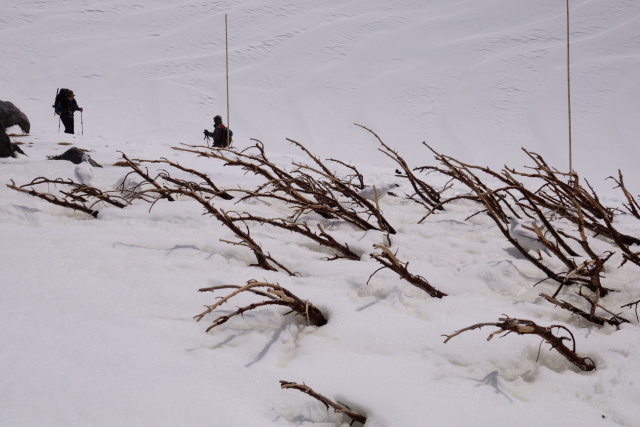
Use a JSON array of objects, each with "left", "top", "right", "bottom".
[
  {"left": 566, "top": 0, "right": 573, "bottom": 172},
  {"left": 225, "top": 13, "right": 230, "bottom": 147}
]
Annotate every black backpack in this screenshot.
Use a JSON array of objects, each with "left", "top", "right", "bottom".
[
  {"left": 53, "top": 88, "right": 73, "bottom": 110},
  {"left": 216, "top": 124, "right": 233, "bottom": 147},
  {"left": 224, "top": 126, "right": 233, "bottom": 146}
]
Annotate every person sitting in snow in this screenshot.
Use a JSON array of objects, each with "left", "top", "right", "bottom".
[
  {"left": 203, "top": 115, "right": 233, "bottom": 148},
  {"left": 54, "top": 90, "right": 83, "bottom": 134}
]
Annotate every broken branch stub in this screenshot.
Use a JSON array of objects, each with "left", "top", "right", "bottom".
[
  {"left": 279, "top": 380, "right": 367, "bottom": 425},
  {"left": 442, "top": 316, "right": 596, "bottom": 372},
  {"left": 195, "top": 281, "right": 327, "bottom": 332},
  {"left": 369, "top": 244, "right": 447, "bottom": 298},
  {"left": 7, "top": 177, "right": 132, "bottom": 218}
]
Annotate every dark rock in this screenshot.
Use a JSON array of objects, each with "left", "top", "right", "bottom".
[
  {"left": 47, "top": 147, "right": 102, "bottom": 167},
  {"left": 0, "top": 128, "right": 27, "bottom": 158},
  {"left": 0, "top": 100, "right": 30, "bottom": 133}
]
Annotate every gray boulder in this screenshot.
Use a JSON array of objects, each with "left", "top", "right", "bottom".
[{"left": 0, "top": 100, "right": 30, "bottom": 133}]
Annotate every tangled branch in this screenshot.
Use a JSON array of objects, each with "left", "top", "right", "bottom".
[
  {"left": 120, "top": 155, "right": 296, "bottom": 274},
  {"left": 608, "top": 170, "right": 640, "bottom": 219},
  {"left": 7, "top": 177, "right": 130, "bottom": 218},
  {"left": 621, "top": 299, "right": 640, "bottom": 322},
  {"left": 230, "top": 212, "right": 360, "bottom": 261},
  {"left": 442, "top": 316, "right": 596, "bottom": 371},
  {"left": 540, "top": 293, "right": 629, "bottom": 328},
  {"left": 173, "top": 140, "right": 396, "bottom": 235},
  {"left": 369, "top": 244, "right": 446, "bottom": 298},
  {"left": 420, "top": 145, "right": 620, "bottom": 302},
  {"left": 356, "top": 123, "right": 444, "bottom": 214},
  {"left": 279, "top": 380, "right": 367, "bottom": 425},
  {"left": 195, "top": 281, "right": 327, "bottom": 332}
]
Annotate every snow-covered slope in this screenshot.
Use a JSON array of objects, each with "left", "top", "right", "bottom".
[
  {"left": 1, "top": 1, "right": 640, "bottom": 426},
  {"left": 3, "top": 0, "right": 640, "bottom": 180}
]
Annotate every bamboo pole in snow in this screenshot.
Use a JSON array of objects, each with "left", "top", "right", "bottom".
[
  {"left": 566, "top": 0, "right": 573, "bottom": 172},
  {"left": 225, "top": 13, "right": 231, "bottom": 147}
]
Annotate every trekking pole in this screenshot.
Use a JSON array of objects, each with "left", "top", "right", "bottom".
[
  {"left": 54, "top": 88, "right": 60, "bottom": 132},
  {"left": 81, "top": 111, "right": 84, "bottom": 135},
  {"left": 565, "top": 0, "right": 573, "bottom": 172}
]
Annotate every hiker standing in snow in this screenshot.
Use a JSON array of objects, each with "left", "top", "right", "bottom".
[
  {"left": 54, "top": 90, "right": 83, "bottom": 134},
  {"left": 203, "top": 115, "right": 233, "bottom": 148}
]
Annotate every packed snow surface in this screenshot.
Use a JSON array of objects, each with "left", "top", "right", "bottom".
[{"left": 1, "top": 0, "right": 640, "bottom": 426}]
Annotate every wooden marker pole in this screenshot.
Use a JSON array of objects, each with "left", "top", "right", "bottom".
[
  {"left": 225, "top": 13, "right": 231, "bottom": 147},
  {"left": 566, "top": 0, "right": 573, "bottom": 172}
]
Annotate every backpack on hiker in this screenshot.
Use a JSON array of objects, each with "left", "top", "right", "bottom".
[
  {"left": 53, "top": 88, "right": 74, "bottom": 112},
  {"left": 217, "top": 124, "right": 233, "bottom": 147},
  {"left": 204, "top": 124, "right": 233, "bottom": 148}
]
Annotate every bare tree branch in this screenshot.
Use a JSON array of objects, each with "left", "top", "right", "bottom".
[
  {"left": 621, "top": 299, "right": 640, "bottom": 322},
  {"left": 121, "top": 152, "right": 175, "bottom": 202},
  {"left": 229, "top": 212, "right": 359, "bottom": 261},
  {"left": 607, "top": 170, "right": 640, "bottom": 218},
  {"left": 355, "top": 123, "right": 443, "bottom": 213},
  {"left": 442, "top": 316, "right": 596, "bottom": 371},
  {"left": 370, "top": 244, "right": 447, "bottom": 298},
  {"left": 7, "top": 176, "right": 133, "bottom": 218},
  {"left": 540, "top": 293, "right": 628, "bottom": 327},
  {"left": 194, "top": 281, "right": 327, "bottom": 332},
  {"left": 279, "top": 380, "right": 367, "bottom": 425},
  {"left": 7, "top": 179, "right": 100, "bottom": 217}
]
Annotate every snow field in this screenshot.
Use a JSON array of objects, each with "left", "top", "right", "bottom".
[
  {"left": 2, "top": 0, "right": 640, "bottom": 425},
  {"left": 3, "top": 135, "right": 640, "bottom": 425}
]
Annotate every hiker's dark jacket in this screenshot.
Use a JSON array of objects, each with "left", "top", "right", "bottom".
[
  {"left": 205, "top": 124, "right": 233, "bottom": 147},
  {"left": 55, "top": 97, "right": 81, "bottom": 117}
]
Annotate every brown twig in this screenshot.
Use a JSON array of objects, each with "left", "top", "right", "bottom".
[
  {"left": 140, "top": 158, "right": 234, "bottom": 200},
  {"left": 607, "top": 170, "right": 640, "bottom": 218},
  {"left": 356, "top": 123, "right": 443, "bottom": 213},
  {"left": 7, "top": 177, "right": 132, "bottom": 217},
  {"left": 422, "top": 144, "right": 616, "bottom": 296},
  {"left": 194, "top": 281, "right": 327, "bottom": 332},
  {"left": 369, "top": 244, "right": 446, "bottom": 298},
  {"left": 442, "top": 316, "right": 596, "bottom": 371},
  {"left": 230, "top": 213, "right": 360, "bottom": 261},
  {"left": 121, "top": 152, "right": 175, "bottom": 201},
  {"left": 540, "top": 293, "right": 628, "bottom": 327},
  {"left": 174, "top": 140, "right": 396, "bottom": 235},
  {"left": 326, "top": 157, "right": 365, "bottom": 190},
  {"left": 288, "top": 137, "right": 397, "bottom": 234},
  {"left": 121, "top": 157, "right": 296, "bottom": 274},
  {"left": 621, "top": 299, "right": 640, "bottom": 322},
  {"left": 7, "top": 179, "right": 100, "bottom": 218},
  {"left": 279, "top": 380, "right": 367, "bottom": 425}
]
